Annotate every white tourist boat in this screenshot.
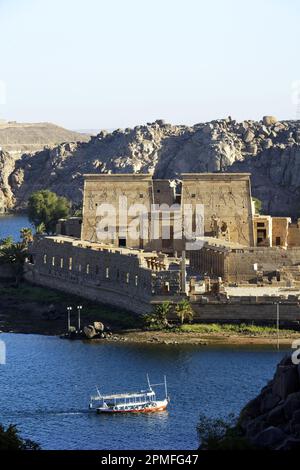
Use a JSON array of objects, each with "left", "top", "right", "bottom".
[{"left": 89, "top": 375, "right": 169, "bottom": 414}]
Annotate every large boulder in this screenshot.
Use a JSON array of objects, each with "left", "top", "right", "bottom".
[
  {"left": 93, "top": 322, "right": 104, "bottom": 332},
  {"left": 272, "top": 364, "right": 299, "bottom": 400},
  {"left": 267, "top": 404, "right": 286, "bottom": 426},
  {"left": 83, "top": 325, "right": 97, "bottom": 339},
  {"left": 263, "top": 115, "right": 278, "bottom": 126},
  {"left": 283, "top": 392, "right": 300, "bottom": 419},
  {"left": 243, "top": 129, "right": 255, "bottom": 143},
  {"left": 251, "top": 426, "right": 286, "bottom": 449},
  {"left": 238, "top": 355, "right": 300, "bottom": 449}
]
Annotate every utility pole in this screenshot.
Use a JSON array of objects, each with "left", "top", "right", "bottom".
[
  {"left": 77, "top": 305, "right": 82, "bottom": 332},
  {"left": 67, "top": 306, "right": 72, "bottom": 332},
  {"left": 181, "top": 250, "right": 187, "bottom": 294}
]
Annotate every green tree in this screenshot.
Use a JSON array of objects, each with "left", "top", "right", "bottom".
[
  {"left": 197, "top": 414, "right": 254, "bottom": 450},
  {"left": 252, "top": 197, "right": 262, "bottom": 215},
  {"left": 71, "top": 203, "right": 83, "bottom": 218},
  {"left": 0, "top": 424, "right": 40, "bottom": 450},
  {"left": 28, "top": 190, "right": 71, "bottom": 234},
  {"left": 175, "top": 299, "right": 194, "bottom": 325}
]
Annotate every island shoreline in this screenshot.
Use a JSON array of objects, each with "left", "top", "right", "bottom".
[{"left": 0, "top": 281, "right": 299, "bottom": 346}]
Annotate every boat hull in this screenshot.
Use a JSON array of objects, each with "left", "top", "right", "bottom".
[{"left": 96, "top": 400, "right": 168, "bottom": 414}]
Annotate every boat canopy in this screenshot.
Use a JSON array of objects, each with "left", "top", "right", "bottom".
[
  {"left": 91, "top": 390, "right": 155, "bottom": 401},
  {"left": 90, "top": 375, "right": 168, "bottom": 405}
]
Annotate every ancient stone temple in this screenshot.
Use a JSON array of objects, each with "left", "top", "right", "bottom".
[
  {"left": 25, "top": 171, "right": 300, "bottom": 315},
  {"left": 81, "top": 172, "right": 255, "bottom": 251}
]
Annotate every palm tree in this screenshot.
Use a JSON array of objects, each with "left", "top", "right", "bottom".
[
  {"left": 20, "top": 227, "right": 33, "bottom": 246},
  {"left": 144, "top": 301, "right": 172, "bottom": 329},
  {"left": 175, "top": 299, "right": 194, "bottom": 325},
  {"left": 0, "top": 242, "right": 27, "bottom": 286},
  {"left": 0, "top": 236, "right": 13, "bottom": 247},
  {"left": 154, "top": 301, "right": 171, "bottom": 328},
  {"left": 35, "top": 222, "right": 46, "bottom": 235}
]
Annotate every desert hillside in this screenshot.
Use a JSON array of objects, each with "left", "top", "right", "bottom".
[{"left": 0, "top": 121, "right": 90, "bottom": 157}]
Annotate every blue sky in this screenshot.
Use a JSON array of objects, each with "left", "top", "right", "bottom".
[{"left": 0, "top": 0, "right": 300, "bottom": 130}]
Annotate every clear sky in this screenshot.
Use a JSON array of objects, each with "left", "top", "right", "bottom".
[{"left": 0, "top": 0, "right": 300, "bottom": 130}]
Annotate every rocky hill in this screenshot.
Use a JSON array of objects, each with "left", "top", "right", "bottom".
[
  {"left": 1, "top": 116, "right": 300, "bottom": 216},
  {"left": 239, "top": 353, "right": 300, "bottom": 450}
]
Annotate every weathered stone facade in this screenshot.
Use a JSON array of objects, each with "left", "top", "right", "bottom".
[
  {"left": 181, "top": 173, "right": 254, "bottom": 246},
  {"left": 81, "top": 172, "right": 255, "bottom": 252},
  {"left": 56, "top": 217, "right": 82, "bottom": 239},
  {"left": 81, "top": 174, "right": 154, "bottom": 250},
  {"left": 253, "top": 214, "right": 291, "bottom": 248},
  {"left": 189, "top": 241, "right": 300, "bottom": 284},
  {"left": 25, "top": 236, "right": 182, "bottom": 314}
]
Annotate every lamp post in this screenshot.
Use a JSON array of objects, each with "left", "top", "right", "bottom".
[
  {"left": 276, "top": 302, "right": 280, "bottom": 351},
  {"left": 77, "top": 305, "right": 82, "bottom": 332},
  {"left": 67, "top": 306, "right": 72, "bottom": 333}
]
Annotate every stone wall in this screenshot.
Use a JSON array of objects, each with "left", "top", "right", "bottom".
[
  {"left": 288, "top": 221, "right": 300, "bottom": 247},
  {"left": 189, "top": 243, "right": 300, "bottom": 283},
  {"left": 190, "top": 301, "right": 300, "bottom": 322},
  {"left": 56, "top": 217, "right": 82, "bottom": 238},
  {"left": 272, "top": 217, "right": 290, "bottom": 248},
  {"left": 81, "top": 174, "right": 153, "bottom": 249},
  {"left": 225, "top": 247, "right": 300, "bottom": 283},
  {"left": 24, "top": 236, "right": 182, "bottom": 314},
  {"left": 181, "top": 173, "right": 254, "bottom": 246}
]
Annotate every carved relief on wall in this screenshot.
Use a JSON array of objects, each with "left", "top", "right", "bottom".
[{"left": 232, "top": 212, "right": 248, "bottom": 244}]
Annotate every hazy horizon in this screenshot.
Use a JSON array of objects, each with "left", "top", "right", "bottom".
[{"left": 1, "top": 0, "right": 300, "bottom": 130}]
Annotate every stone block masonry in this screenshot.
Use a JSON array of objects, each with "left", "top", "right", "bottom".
[
  {"left": 25, "top": 236, "right": 182, "bottom": 315},
  {"left": 181, "top": 173, "right": 254, "bottom": 246}
]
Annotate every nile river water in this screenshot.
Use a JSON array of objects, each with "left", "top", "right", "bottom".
[
  {"left": 0, "top": 215, "right": 288, "bottom": 450},
  {"left": 0, "top": 334, "right": 286, "bottom": 450},
  {"left": 0, "top": 214, "right": 32, "bottom": 240}
]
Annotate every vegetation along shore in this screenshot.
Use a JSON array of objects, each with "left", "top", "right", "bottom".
[{"left": 0, "top": 280, "right": 299, "bottom": 346}]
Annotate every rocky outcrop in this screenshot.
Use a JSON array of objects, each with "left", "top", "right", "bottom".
[
  {"left": 0, "top": 149, "right": 15, "bottom": 212},
  {"left": 2, "top": 117, "right": 300, "bottom": 216},
  {"left": 239, "top": 354, "right": 300, "bottom": 450}
]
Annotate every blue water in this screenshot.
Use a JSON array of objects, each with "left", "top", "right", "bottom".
[
  {"left": 0, "top": 214, "right": 32, "bottom": 241},
  {"left": 0, "top": 333, "right": 286, "bottom": 450},
  {"left": 0, "top": 215, "right": 288, "bottom": 449}
]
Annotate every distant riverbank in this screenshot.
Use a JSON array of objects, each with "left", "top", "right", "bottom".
[{"left": 0, "top": 281, "right": 299, "bottom": 347}]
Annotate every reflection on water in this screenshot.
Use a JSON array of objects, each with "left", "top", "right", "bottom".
[{"left": 0, "top": 333, "right": 287, "bottom": 450}]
